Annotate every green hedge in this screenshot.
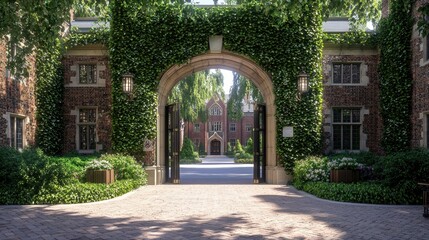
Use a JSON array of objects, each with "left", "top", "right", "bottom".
[
  {"left": 0, "top": 147, "right": 146, "bottom": 204},
  {"left": 295, "top": 182, "right": 410, "bottom": 205}
]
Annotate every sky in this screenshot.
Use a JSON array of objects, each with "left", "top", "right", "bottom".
[{"left": 220, "top": 69, "right": 233, "bottom": 94}]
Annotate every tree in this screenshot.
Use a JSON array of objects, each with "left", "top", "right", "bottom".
[
  {"left": 227, "top": 72, "right": 263, "bottom": 120},
  {"left": 169, "top": 69, "right": 224, "bottom": 123},
  {"left": 234, "top": 139, "right": 245, "bottom": 154},
  {"left": 245, "top": 137, "right": 253, "bottom": 154}
]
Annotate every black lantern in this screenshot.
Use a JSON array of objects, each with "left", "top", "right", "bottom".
[
  {"left": 297, "top": 71, "right": 309, "bottom": 95},
  {"left": 122, "top": 73, "right": 134, "bottom": 94}
]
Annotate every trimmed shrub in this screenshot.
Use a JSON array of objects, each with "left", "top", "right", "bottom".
[
  {"left": 297, "top": 182, "right": 405, "bottom": 204},
  {"left": 245, "top": 138, "right": 253, "bottom": 154},
  {"left": 100, "top": 154, "right": 147, "bottom": 181},
  {"left": 234, "top": 152, "right": 253, "bottom": 163},
  {"left": 374, "top": 149, "right": 429, "bottom": 204},
  {"left": 234, "top": 139, "right": 245, "bottom": 155},
  {"left": 180, "top": 138, "right": 199, "bottom": 162}
]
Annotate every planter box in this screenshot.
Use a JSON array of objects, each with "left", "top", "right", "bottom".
[
  {"left": 86, "top": 169, "right": 115, "bottom": 184},
  {"left": 330, "top": 169, "right": 360, "bottom": 183}
]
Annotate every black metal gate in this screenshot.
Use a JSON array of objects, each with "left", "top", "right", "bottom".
[
  {"left": 253, "top": 104, "right": 266, "bottom": 183},
  {"left": 165, "top": 103, "right": 181, "bottom": 183}
]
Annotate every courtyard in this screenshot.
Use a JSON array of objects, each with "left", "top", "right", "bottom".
[
  {"left": 1, "top": 156, "right": 428, "bottom": 240},
  {"left": 1, "top": 184, "right": 427, "bottom": 239}
]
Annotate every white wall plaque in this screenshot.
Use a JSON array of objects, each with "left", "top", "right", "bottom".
[{"left": 283, "top": 127, "right": 294, "bottom": 138}]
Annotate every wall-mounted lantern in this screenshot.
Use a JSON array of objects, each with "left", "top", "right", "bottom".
[
  {"left": 297, "top": 71, "right": 309, "bottom": 95},
  {"left": 122, "top": 73, "right": 134, "bottom": 95}
]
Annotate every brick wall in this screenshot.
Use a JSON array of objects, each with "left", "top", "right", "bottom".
[
  {"left": 322, "top": 50, "right": 382, "bottom": 153},
  {"left": 0, "top": 38, "right": 37, "bottom": 148},
  {"left": 62, "top": 53, "right": 112, "bottom": 153}
]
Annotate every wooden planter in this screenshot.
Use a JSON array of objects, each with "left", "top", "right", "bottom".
[
  {"left": 330, "top": 169, "right": 360, "bottom": 183},
  {"left": 86, "top": 169, "right": 115, "bottom": 184}
]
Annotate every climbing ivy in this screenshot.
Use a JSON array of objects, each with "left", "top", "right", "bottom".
[
  {"left": 378, "top": 0, "right": 414, "bottom": 154},
  {"left": 109, "top": 0, "right": 324, "bottom": 171}
]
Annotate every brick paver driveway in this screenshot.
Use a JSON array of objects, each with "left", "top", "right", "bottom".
[{"left": 1, "top": 184, "right": 428, "bottom": 240}]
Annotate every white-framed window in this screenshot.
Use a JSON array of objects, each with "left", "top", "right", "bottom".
[
  {"left": 79, "top": 64, "right": 97, "bottom": 84},
  {"left": 332, "top": 108, "right": 361, "bottom": 150},
  {"left": 10, "top": 115, "right": 24, "bottom": 150},
  {"left": 209, "top": 105, "right": 222, "bottom": 116},
  {"left": 245, "top": 124, "right": 252, "bottom": 132},
  {"left": 5, "top": 40, "right": 24, "bottom": 80},
  {"left": 78, "top": 108, "right": 97, "bottom": 150},
  {"left": 194, "top": 123, "right": 200, "bottom": 133},
  {"left": 210, "top": 121, "right": 222, "bottom": 132},
  {"left": 229, "top": 123, "right": 236, "bottom": 132},
  {"left": 332, "top": 63, "right": 361, "bottom": 84}
]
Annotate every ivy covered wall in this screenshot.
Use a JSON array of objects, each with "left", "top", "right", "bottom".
[
  {"left": 109, "top": 0, "right": 324, "bottom": 171},
  {"left": 378, "top": 0, "right": 414, "bottom": 153}
]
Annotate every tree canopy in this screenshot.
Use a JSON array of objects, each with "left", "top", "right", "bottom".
[
  {"left": 227, "top": 72, "right": 263, "bottom": 120},
  {"left": 169, "top": 70, "right": 224, "bottom": 123}
]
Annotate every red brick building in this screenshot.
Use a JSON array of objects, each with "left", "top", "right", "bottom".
[{"left": 185, "top": 96, "right": 254, "bottom": 155}]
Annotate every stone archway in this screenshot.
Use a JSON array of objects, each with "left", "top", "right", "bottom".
[{"left": 152, "top": 51, "right": 289, "bottom": 184}]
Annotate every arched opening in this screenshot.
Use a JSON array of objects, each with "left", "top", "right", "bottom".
[{"left": 153, "top": 51, "right": 289, "bottom": 184}]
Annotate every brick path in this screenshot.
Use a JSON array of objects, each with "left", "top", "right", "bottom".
[{"left": 0, "top": 184, "right": 428, "bottom": 239}]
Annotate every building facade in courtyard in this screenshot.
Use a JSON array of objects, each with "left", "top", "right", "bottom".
[{"left": 185, "top": 95, "right": 254, "bottom": 155}]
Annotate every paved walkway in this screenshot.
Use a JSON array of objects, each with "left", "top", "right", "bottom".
[
  {"left": 1, "top": 156, "right": 429, "bottom": 239},
  {"left": 1, "top": 184, "right": 428, "bottom": 239},
  {"left": 180, "top": 155, "right": 253, "bottom": 184}
]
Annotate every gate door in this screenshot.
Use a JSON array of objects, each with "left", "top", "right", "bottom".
[
  {"left": 253, "top": 104, "right": 266, "bottom": 183},
  {"left": 165, "top": 103, "right": 181, "bottom": 183},
  {"left": 210, "top": 140, "right": 221, "bottom": 155}
]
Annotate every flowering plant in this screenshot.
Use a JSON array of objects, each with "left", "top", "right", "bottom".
[
  {"left": 86, "top": 159, "right": 113, "bottom": 170},
  {"left": 294, "top": 156, "right": 330, "bottom": 183},
  {"left": 328, "top": 157, "right": 361, "bottom": 170}
]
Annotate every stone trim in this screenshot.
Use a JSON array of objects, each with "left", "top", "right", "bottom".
[
  {"left": 2, "top": 112, "right": 29, "bottom": 148},
  {"left": 67, "top": 63, "right": 106, "bottom": 87},
  {"left": 324, "top": 106, "right": 369, "bottom": 153},
  {"left": 71, "top": 106, "right": 103, "bottom": 153},
  {"left": 324, "top": 61, "right": 369, "bottom": 86}
]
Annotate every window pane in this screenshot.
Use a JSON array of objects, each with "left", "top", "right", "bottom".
[
  {"left": 352, "top": 64, "right": 360, "bottom": 83},
  {"left": 79, "top": 65, "right": 97, "bottom": 84},
  {"left": 352, "top": 110, "right": 360, "bottom": 123},
  {"left": 89, "top": 125, "right": 96, "bottom": 149},
  {"left": 352, "top": 125, "right": 360, "bottom": 150},
  {"left": 343, "top": 109, "right": 351, "bottom": 123},
  {"left": 333, "top": 64, "right": 342, "bottom": 83},
  {"left": 342, "top": 64, "right": 351, "bottom": 83},
  {"left": 333, "top": 125, "right": 342, "bottom": 150},
  {"left": 16, "top": 118, "right": 23, "bottom": 149},
  {"left": 10, "top": 117, "right": 15, "bottom": 148},
  {"left": 342, "top": 125, "right": 351, "bottom": 150},
  {"left": 79, "top": 125, "right": 87, "bottom": 150},
  {"left": 333, "top": 109, "right": 342, "bottom": 122}
]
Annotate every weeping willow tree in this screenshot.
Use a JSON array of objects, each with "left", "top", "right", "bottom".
[
  {"left": 227, "top": 72, "right": 263, "bottom": 120},
  {"left": 169, "top": 69, "right": 224, "bottom": 123}
]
